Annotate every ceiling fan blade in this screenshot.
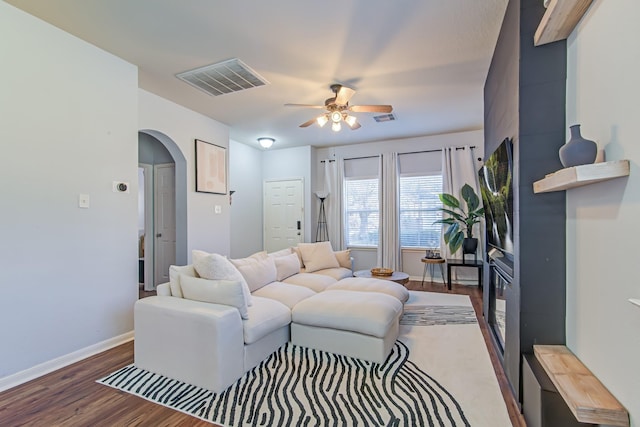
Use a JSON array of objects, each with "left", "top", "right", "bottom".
[
  {"left": 349, "top": 105, "right": 393, "bottom": 113},
  {"left": 349, "top": 121, "right": 362, "bottom": 130},
  {"left": 285, "top": 103, "right": 325, "bottom": 109},
  {"left": 299, "top": 118, "right": 318, "bottom": 128},
  {"left": 334, "top": 86, "right": 356, "bottom": 105}
]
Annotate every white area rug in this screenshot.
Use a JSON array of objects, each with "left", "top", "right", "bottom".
[{"left": 98, "top": 291, "right": 511, "bottom": 426}]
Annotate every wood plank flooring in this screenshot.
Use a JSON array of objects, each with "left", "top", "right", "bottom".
[{"left": 0, "top": 281, "right": 525, "bottom": 426}]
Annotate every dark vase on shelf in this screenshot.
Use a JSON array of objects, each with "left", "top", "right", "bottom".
[{"left": 559, "top": 124, "right": 597, "bottom": 168}]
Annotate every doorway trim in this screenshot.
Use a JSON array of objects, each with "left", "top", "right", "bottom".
[{"left": 138, "top": 129, "right": 188, "bottom": 266}]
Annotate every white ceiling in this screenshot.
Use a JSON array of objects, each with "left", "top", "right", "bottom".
[{"left": 7, "top": 0, "right": 508, "bottom": 150}]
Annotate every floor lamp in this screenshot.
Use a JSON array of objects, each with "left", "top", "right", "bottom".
[{"left": 315, "top": 191, "right": 329, "bottom": 242}]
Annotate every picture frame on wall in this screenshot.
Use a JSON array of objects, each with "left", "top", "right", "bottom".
[{"left": 195, "top": 139, "right": 227, "bottom": 194}]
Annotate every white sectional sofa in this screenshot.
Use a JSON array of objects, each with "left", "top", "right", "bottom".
[{"left": 134, "top": 242, "right": 409, "bottom": 393}]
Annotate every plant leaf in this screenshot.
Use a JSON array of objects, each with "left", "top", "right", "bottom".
[
  {"left": 439, "top": 193, "right": 460, "bottom": 209},
  {"left": 449, "top": 232, "right": 465, "bottom": 253},
  {"left": 461, "top": 184, "right": 480, "bottom": 211}
]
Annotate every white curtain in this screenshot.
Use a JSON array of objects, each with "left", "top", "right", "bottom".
[
  {"left": 378, "top": 153, "right": 401, "bottom": 270},
  {"left": 441, "top": 146, "right": 483, "bottom": 261},
  {"left": 324, "top": 159, "right": 343, "bottom": 250}
]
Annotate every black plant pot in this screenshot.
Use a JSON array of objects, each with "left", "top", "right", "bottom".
[{"left": 462, "top": 238, "right": 478, "bottom": 255}]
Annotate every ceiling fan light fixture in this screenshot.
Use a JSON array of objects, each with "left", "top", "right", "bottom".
[
  {"left": 316, "top": 115, "right": 328, "bottom": 127},
  {"left": 331, "top": 122, "right": 341, "bottom": 132},
  {"left": 345, "top": 115, "right": 358, "bottom": 128},
  {"left": 258, "top": 137, "right": 274, "bottom": 148},
  {"left": 330, "top": 111, "right": 342, "bottom": 123}
]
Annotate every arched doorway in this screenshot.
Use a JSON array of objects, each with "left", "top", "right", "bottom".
[{"left": 138, "top": 130, "right": 187, "bottom": 291}]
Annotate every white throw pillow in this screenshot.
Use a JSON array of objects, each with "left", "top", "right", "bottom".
[
  {"left": 192, "top": 250, "right": 253, "bottom": 306},
  {"left": 334, "top": 250, "right": 352, "bottom": 269},
  {"left": 179, "top": 275, "right": 249, "bottom": 319},
  {"left": 291, "top": 247, "right": 305, "bottom": 268},
  {"left": 168, "top": 264, "right": 199, "bottom": 298},
  {"left": 297, "top": 242, "right": 339, "bottom": 273},
  {"left": 230, "top": 256, "right": 277, "bottom": 292},
  {"left": 273, "top": 252, "right": 301, "bottom": 281}
]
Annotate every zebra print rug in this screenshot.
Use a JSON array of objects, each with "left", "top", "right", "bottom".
[{"left": 99, "top": 340, "right": 469, "bottom": 426}]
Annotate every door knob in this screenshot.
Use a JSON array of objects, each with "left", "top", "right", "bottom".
[{"left": 156, "top": 233, "right": 162, "bottom": 238}]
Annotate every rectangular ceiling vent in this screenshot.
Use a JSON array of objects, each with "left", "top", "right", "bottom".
[
  {"left": 373, "top": 113, "right": 396, "bottom": 123},
  {"left": 176, "top": 58, "right": 269, "bottom": 97}
]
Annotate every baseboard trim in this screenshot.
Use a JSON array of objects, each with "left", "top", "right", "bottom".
[{"left": 0, "top": 331, "right": 134, "bottom": 393}]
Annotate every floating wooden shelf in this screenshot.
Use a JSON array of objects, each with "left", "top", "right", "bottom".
[
  {"left": 533, "top": 160, "right": 630, "bottom": 193},
  {"left": 534, "top": 0, "right": 593, "bottom": 46},
  {"left": 534, "top": 345, "right": 629, "bottom": 426}
]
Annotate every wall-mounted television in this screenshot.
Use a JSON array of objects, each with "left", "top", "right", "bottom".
[{"left": 478, "top": 138, "right": 514, "bottom": 258}]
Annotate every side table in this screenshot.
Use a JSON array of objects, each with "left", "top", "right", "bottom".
[
  {"left": 446, "top": 259, "right": 483, "bottom": 291},
  {"left": 420, "top": 257, "right": 446, "bottom": 286}
]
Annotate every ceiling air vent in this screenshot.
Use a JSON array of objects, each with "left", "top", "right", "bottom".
[
  {"left": 373, "top": 113, "right": 396, "bottom": 123},
  {"left": 176, "top": 58, "right": 268, "bottom": 96}
]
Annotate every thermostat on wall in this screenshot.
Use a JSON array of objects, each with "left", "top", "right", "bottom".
[{"left": 112, "top": 181, "right": 130, "bottom": 193}]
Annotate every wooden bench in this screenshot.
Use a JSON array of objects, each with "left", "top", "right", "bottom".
[{"left": 534, "top": 345, "right": 629, "bottom": 426}]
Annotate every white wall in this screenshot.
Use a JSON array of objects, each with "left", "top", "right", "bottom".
[
  {"left": 229, "top": 140, "right": 264, "bottom": 257},
  {"left": 138, "top": 89, "right": 231, "bottom": 258},
  {"left": 263, "top": 146, "right": 313, "bottom": 243},
  {"left": 566, "top": 1, "right": 640, "bottom": 422},
  {"left": 0, "top": 3, "right": 138, "bottom": 379},
  {"left": 316, "top": 130, "right": 485, "bottom": 275}
]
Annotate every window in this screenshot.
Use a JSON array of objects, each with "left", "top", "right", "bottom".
[
  {"left": 399, "top": 174, "right": 443, "bottom": 248},
  {"left": 344, "top": 178, "right": 379, "bottom": 246}
]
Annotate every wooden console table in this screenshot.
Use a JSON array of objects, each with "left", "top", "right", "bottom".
[{"left": 446, "top": 259, "right": 483, "bottom": 290}]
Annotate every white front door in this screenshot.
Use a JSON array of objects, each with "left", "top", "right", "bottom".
[
  {"left": 154, "top": 163, "right": 176, "bottom": 286},
  {"left": 264, "top": 179, "right": 304, "bottom": 252}
]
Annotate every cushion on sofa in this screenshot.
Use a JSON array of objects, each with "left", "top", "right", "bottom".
[
  {"left": 327, "top": 277, "right": 410, "bottom": 303},
  {"left": 230, "top": 255, "right": 277, "bottom": 292},
  {"left": 313, "top": 267, "right": 353, "bottom": 281},
  {"left": 251, "top": 282, "right": 316, "bottom": 309},
  {"left": 168, "top": 264, "right": 198, "bottom": 298},
  {"left": 272, "top": 252, "right": 300, "bottom": 281},
  {"left": 292, "top": 290, "right": 403, "bottom": 338},
  {"left": 282, "top": 272, "right": 337, "bottom": 292},
  {"left": 179, "top": 275, "right": 249, "bottom": 319},
  {"left": 297, "top": 242, "right": 339, "bottom": 273},
  {"left": 334, "top": 250, "right": 352, "bottom": 269},
  {"left": 192, "top": 250, "right": 253, "bottom": 306},
  {"left": 243, "top": 296, "right": 291, "bottom": 345}
]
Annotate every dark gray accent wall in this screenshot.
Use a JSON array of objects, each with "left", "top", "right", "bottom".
[{"left": 483, "top": 0, "right": 567, "bottom": 402}]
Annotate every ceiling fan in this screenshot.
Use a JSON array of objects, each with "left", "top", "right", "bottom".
[{"left": 285, "top": 84, "right": 393, "bottom": 131}]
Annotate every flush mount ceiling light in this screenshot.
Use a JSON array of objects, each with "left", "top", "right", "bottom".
[{"left": 258, "top": 137, "right": 274, "bottom": 149}]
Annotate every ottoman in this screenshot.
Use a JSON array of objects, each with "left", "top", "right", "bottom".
[
  {"left": 326, "top": 277, "right": 410, "bottom": 303},
  {"left": 291, "top": 290, "right": 403, "bottom": 363}
]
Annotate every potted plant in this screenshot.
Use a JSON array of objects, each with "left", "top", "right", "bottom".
[{"left": 434, "top": 183, "right": 484, "bottom": 255}]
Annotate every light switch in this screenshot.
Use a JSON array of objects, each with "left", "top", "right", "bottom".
[
  {"left": 214, "top": 205, "right": 222, "bottom": 214},
  {"left": 79, "top": 194, "right": 90, "bottom": 208}
]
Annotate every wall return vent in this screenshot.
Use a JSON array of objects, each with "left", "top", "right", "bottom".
[{"left": 176, "top": 58, "right": 268, "bottom": 96}]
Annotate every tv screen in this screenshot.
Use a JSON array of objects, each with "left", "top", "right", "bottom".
[{"left": 478, "top": 138, "right": 514, "bottom": 256}]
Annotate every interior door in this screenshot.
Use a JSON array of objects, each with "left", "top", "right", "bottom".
[
  {"left": 264, "top": 179, "right": 304, "bottom": 252},
  {"left": 154, "top": 163, "right": 176, "bottom": 286}
]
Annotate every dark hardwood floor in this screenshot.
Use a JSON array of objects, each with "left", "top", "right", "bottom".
[{"left": 0, "top": 281, "right": 525, "bottom": 426}]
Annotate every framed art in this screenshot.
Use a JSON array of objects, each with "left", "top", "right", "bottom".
[{"left": 195, "top": 139, "right": 227, "bottom": 194}]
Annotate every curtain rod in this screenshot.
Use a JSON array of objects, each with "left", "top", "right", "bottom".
[
  {"left": 342, "top": 155, "right": 380, "bottom": 161},
  {"left": 342, "top": 145, "right": 477, "bottom": 160}
]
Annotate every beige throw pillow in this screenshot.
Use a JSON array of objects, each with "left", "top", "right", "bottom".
[
  {"left": 192, "top": 250, "right": 253, "bottom": 306},
  {"left": 273, "top": 252, "right": 301, "bottom": 281},
  {"left": 230, "top": 255, "right": 277, "bottom": 292},
  {"left": 179, "top": 275, "right": 249, "bottom": 319},
  {"left": 334, "top": 250, "right": 352, "bottom": 269},
  {"left": 297, "top": 242, "right": 339, "bottom": 273}
]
